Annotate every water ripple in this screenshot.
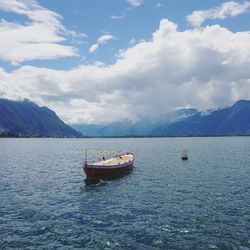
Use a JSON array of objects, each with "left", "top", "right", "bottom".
[{"left": 0, "top": 137, "right": 250, "bottom": 249}]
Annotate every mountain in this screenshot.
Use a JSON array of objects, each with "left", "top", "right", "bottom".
[
  {"left": 72, "top": 100, "right": 250, "bottom": 137},
  {"left": 5, "top": 98, "right": 246, "bottom": 137},
  {"left": 153, "top": 100, "right": 250, "bottom": 136},
  {"left": 0, "top": 99, "right": 82, "bottom": 137},
  {"left": 72, "top": 108, "right": 198, "bottom": 136},
  {"left": 72, "top": 120, "right": 136, "bottom": 137}
]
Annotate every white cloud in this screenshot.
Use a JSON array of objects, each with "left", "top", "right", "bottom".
[
  {"left": 97, "top": 34, "right": 115, "bottom": 44},
  {"left": 89, "top": 34, "right": 116, "bottom": 53},
  {"left": 89, "top": 44, "right": 99, "bottom": 53},
  {"left": 187, "top": 1, "right": 250, "bottom": 27},
  {"left": 126, "top": 0, "right": 144, "bottom": 7},
  {"left": 1, "top": 19, "right": 250, "bottom": 124},
  {"left": 110, "top": 13, "right": 126, "bottom": 20},
  {"left": 0, "top": 0, "right": 82, "bottom": 64}
]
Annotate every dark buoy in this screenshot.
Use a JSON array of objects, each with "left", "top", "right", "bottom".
[{"left": 181, "top": 150, "right": 188, "bottom": 160}]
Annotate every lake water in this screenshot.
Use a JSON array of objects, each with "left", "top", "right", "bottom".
[{"left": 0, "top": 137, "right": 249, "bottom": 249}]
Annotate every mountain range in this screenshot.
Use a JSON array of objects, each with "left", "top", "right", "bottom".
[
  {"left": 72, "top": 108, "right": 198, "bottom": 137},
  {"left": 0, "top": 99, "right": 81, "bottom": 137},
  {"left": 72, "top": 100, "right": 250, "bottom": 137},
  {"left": 154, "top": 100, "right": 250, "bottom": 136},
  {"left": 1, "top": 98, "right": 249, "bottom": 137}
]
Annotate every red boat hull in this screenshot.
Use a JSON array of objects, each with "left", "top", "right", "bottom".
[
  {"left": 84, "top": 152, "right": 135, "bottom": 182},
  {"left": 84, "top": 162, "right": 134, "bottom": 181}
]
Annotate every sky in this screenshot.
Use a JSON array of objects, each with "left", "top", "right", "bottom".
[{"left": 0, "top": 0, "right": 250, "bottom": 124}]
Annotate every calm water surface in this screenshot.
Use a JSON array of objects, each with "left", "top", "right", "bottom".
[{"left": 0, "top": 137, "right": 249, "bottom": 249}]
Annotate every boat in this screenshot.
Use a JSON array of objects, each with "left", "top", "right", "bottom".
[{"left": 83, "top": 150, "right": 135, "bottom": 182}]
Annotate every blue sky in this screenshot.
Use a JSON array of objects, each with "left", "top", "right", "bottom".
[{"left": 0, "top": 0, "right": 250, "bottom": 124}]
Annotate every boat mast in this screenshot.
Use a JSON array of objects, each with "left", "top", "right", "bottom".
[{"left": 84, "top": 148, "right": 88, "bottom": 165}]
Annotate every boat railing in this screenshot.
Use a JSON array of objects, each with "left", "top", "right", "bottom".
[{"left": 84, "top": 149, "right": 134, "bottom": 166}]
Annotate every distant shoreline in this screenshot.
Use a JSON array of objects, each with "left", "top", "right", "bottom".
[{"left": 1, "top": 134, "right": 249, "bottom": 138}]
